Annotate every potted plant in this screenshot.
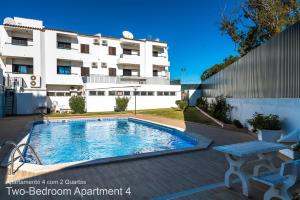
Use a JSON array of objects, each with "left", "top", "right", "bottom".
[
  {"left": 292, "top": 142, "right": 300, "bottom": 160},
  {"left": 248, "top": 113, "right": 282, "bottom": 142}
]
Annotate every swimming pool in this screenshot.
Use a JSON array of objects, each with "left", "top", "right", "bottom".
[{"left": 24, "top": 118, "right": 204, "bottom": 165}]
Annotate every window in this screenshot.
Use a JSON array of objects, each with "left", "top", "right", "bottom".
[
  {"left": 123, "top": 49, "right": 132, "bottom": 55},
  {"left": 170, "top": 92, "right": 176, "bottom": 96},
  {"left": 164, "top": 91, "right": 170, "bottom": 96},
  {"left": 47, "top": 92, "right": 55, "bottom": 96},
  {"left": 109, "top": 91, "right": 116, "bottom": 96},
  {"left": 108, "top": 46, "right": 116, "bottom": 55},
  {"left": 89, "top": 91, "right": 97, "bottom": 96},
  {"left": 56, "top": 92, "right": 65, "bottom": 96},
  {"left": 97, "top": 91, "right": 105, "bottom": 96},
  {"left": 153, "top": 70, "right": 158, "bottom": 77},
  {"left": 80, "top": 44, "right": 89, "bottom": 54},
  {"left": 157, "top": 91, "right": 163, "bottom": 96},
  {"left": 153, "top": 51, "right": 158, "bottom": 57},
  {"left": 134, "top": 91, "right": 140, "bottom": 96},
  {"left": 147, "top": 91, "right": 154, "bottom": 96},
  {"left": 57, "top": 66, "right": 71, "bottom": 75},
  {"left": 124, "top": 91, "right": 131, "bottom": 96},
  {"left": 141, "top": 91, "right": 147, "bottom": 96},
  {"left": 123, "top": 69, "right": 132, "bottom": 76},
  {"left": 116, "top": 91, "right": 123, "bottom": 96},
  {"left": 57, "top": 41, "right": 71, "bottom": 49},
  {"left": 12, "top": 64, "right": 33, "bottom": 74},
  {"left": 12, "top": 37, "right": 28, "bottom": 46},
  {"left": 81, "top": 67, "right": 90, "bottom": 76},
  {"left": 65, "top": 92, "right": 71, "bottom": 96},
  {"left": 109, "top": 68, "right": 116, "bottom": 76}
]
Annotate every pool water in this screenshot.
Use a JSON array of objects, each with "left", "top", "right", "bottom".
[{"left": 25, "top": 118, "right": 198, "bottom": 165}]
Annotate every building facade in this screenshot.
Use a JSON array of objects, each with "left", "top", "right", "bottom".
[{"left": 0, "top": 17, "right": 181, "bottom": 114}]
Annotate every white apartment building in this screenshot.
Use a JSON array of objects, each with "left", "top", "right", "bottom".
[{"left": 0, "top": 17, "right": 181, "bottom": 114}]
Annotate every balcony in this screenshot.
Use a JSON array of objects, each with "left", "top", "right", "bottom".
[
  {"left": 5, "top": 76, "right": 27, "bottom": 91},
  {"left": 119, "top": 75, "right": 146, "bottom": 84},
  {"left": 146, "top": 77, "right": 170, "bottom": 85},
  {"left": 1, "top": 41, "right": 35, "bottom": 58},
  {"left": 56, "top": 48, "right": 81, "bottom": 61},
  {"left": 83, "top": 75, "right": 119, "bottom": 84},
  {"left": 152, "top": 56, "right": 170, "bottom": 66},
  {"left": 56, "top": 34, "right": 80, "bottom": 61},
  {"left": 117, "top": 54, "right": 141, "bottom": 65},
  {"left": 83, "top": 75, "right": 169, "bottom": 85},
  {"left": 47, "top": 74, "right": 83, "bottom": 86}
]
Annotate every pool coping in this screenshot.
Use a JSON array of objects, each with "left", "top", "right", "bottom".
[{"left": 2, "top": 117, "right": 213, "bottom": 175}]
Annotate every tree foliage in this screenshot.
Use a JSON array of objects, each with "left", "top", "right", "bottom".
[
  {"left": 221, "top": 0, "right": 300, "bottom": 56},
  {"left": 201, "top": 0, "right": 300, "bottom": 81},
  {"left": 175, "top": 100, "right": 188, "bottom": 111},
  {"left": 201, "top": 55, "right": 240, "bottom": 81}
]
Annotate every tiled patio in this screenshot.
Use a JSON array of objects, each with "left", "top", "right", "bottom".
[{"left": 0, "top": 115, "right": 297, "bottom": 199}]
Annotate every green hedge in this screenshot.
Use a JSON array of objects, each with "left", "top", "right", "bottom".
[
  {"left": 115, "top": 97, "right": 130, "bottom": 111},
  {"left": 175, "top": 100, "right": 188, "bottom": 111},
  {"left": 69, "top": 96, "right": 85, "bottom": 114},
  {"left": 248, "top": 113, "right": 281, "bottom": 131}
]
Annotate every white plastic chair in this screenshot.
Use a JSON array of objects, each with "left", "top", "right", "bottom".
[
  {"left": 252, "top": 160, "right": 300, "bottom": 200},
  {"left": 52, "top": 101, "right": 60, "bottom": 113}
]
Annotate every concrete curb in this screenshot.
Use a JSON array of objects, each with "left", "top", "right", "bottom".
[{"left": 195, "top": 106, "right": 224, "bottom": 128}]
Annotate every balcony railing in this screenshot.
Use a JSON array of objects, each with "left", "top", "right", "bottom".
[
  {"left": 5, "top": 76, "right": 27, "bottom": 91},
  {"left": 118, "top": 54, "right": 141, "bottom": 65},
  {"left": 83, "top": 75, "right": 169, "bottom": 85},
  {"left": 83, "top": 75, "right": 119, "bottom": 84},
  {"left": 1, "top": 42, "right": 34, "bottom": 57},
  {"left": 145, "top": 77, "right": 170, "bottom": 85}
]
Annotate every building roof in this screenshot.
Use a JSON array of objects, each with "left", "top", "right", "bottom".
[{"left": 3, "top": 23, "right": 167, "bottom": 44}]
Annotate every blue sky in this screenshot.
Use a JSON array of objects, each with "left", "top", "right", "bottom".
[{"left": 0, "top": 0, "right": 239, "bottom": 83}]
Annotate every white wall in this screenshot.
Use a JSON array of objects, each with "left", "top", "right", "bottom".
[
  {"left": 227, "top": 98, "right": 300, "bottom": 131},
  {"left": 188, "top": 89, "right": 201, "bottom": 106},
  {"left": 85, "top": 84, "right": 181, "bottom": 112}
]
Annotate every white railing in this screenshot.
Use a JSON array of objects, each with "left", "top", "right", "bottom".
[
  {"left": 84, "top": 75, "right": 170, "bottom": 85},
  {"left": 84, "top": 75, "right": 119, "bottom": 84},
  {"left": 146, "top": 77, "right": 170, "bottom": 85},
  {"left": 5, "top": 76, "right": 27, "bottom": 91},
  {"left": 118, "top": 54, "right": 141, "bottom": 65}
]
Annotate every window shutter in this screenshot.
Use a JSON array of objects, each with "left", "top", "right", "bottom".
[
  {"left": 81, "top": 44, "right": 89, "bottom": 54},
  {"left": 109, "top": 47, "right": 116, "bottom": 55},
  {"left": 109, "top": 68, "right": 116, "bottom": 76}
]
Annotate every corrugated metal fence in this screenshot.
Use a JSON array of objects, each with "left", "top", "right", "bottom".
[{"left": 201, "top": 21, "right": 300, "bottom": 98}]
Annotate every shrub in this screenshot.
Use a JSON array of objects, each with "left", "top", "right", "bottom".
[
  {"left": 209, "top": 95, "right": 232, "bottom": 123},
  {"left": 115, "top": 97, "right": 130, "bottom": 111},
  {"left": 175, "top": 100, "right": 188, "bottom": 111},
  {"left": 69, "top": 96, "right": 85, "bottom": 113},
  {"left": 196, "top": 97, "right": 209, "bottom": 112},
  {"left": 247, "top": 113, "right": 281, "bottom": 131},
  {"left": 233, "top": 119, "right": 243, "bottom": 129}
]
